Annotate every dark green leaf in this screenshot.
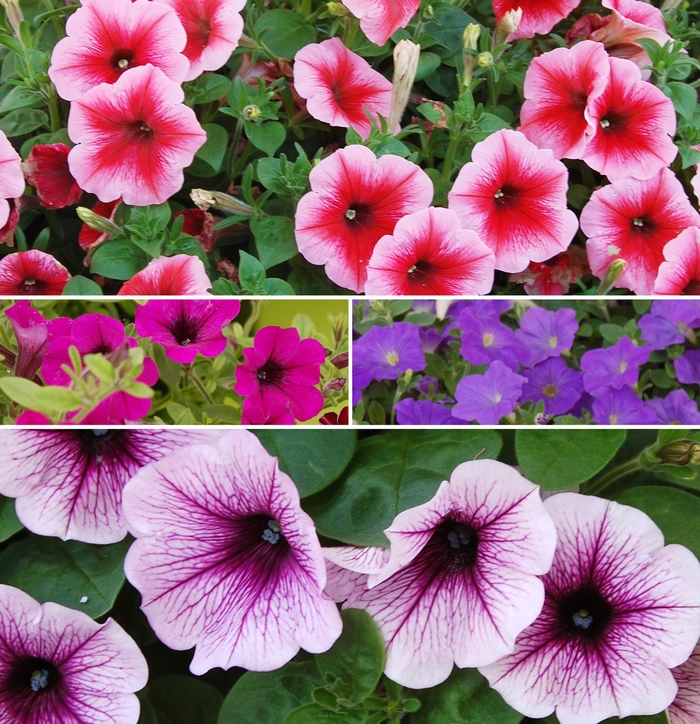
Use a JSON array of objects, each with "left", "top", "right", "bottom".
[
  {"left": 246, "top": 121, "right": 286, "bottom": 156},
  {"left": 283, "top": 706, "right": 364, "bottom": 724},
  {"left": 195, "top": 123, "right": 228, "bottom": 173},
  {"left": 238, "top": 250, "right": 266, "bottom": 292},
  {"left": 254, "top": 10, "right": 317, "bottom": 58},
  {"left": 143, "top": 675, "right": 223, "bottom": 724},
  {"left": 90, "top": 240, "right": 148, "bottom": 280},
  {"left": 62, "top": 276, "right": 104, "bottom": 296},
  {"left": 415, "top": 52, "right": 441, "bottom": 81},
  {"left": 0, "top": 108, "right": 47, "bottom": 136},
  {"left": 0, "top": 495, "right": 22, "bottom": 542},
  {"left": 251, "top": 216, "right": 298, "bottom": 269},
  {"left": 188, "top": 74, "right": 231, "bottom": 104},
  {"left": 664, "top": 81, "right": 697, "bottom": 121},
  {"left": 262, "top": 278, "right": 295, "bottom": 295},
  {"left": 0, "top": 87, "right": 43, "bottom": 113}
]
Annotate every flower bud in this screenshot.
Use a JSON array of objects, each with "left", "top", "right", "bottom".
[
  {"left": 598, "top": 258, "right": 627, "bottom": 295},
  {"left": 463, "top": 23, "right": 481, "bottom": 51},
  {"left": 326, "top": 1, "right": 347, "bottom": 15},
  {"left": 190, "top": 189, "right": 255, "bottom": 216},
  {"left": 75, "top": 206, "right": 122, "bottom": 236},
  {"left": 323, "top": 377, "right": 347, "bottom": 395},
  {"left": 242, "top": 104, "right": 262, "bottom": 120},
  {"left": 388, "top": 39, "right": 420, "bottom": 130},
  {"left": 477, "top": 52, "right": 493, "bottom": 67},
  {"left": 657, "top": 441, "right": 700, "bottom": 466},
  {"left": 494, "top": 7, "right": 522, "bottom": 47},
  {"left": 661, "top": 0, "right": 682, "bottom": 9},
  {"left": 1, "top": 0, "right": 23, "bottom": 38}
]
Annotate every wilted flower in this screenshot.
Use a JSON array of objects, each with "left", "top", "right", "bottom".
[
  {"left": 21, "top": 143, "right": 82, "bottom": 210},
  {"left": 117, "top": 255, "right": 212, "bottom": 295},
  {"left": 0, "top": 250, "right": 71, "bottom": 295},
  {"left": 174, "top": 208, "right": 216, "bottom": 253},
  {"left": 77, "top": 199, "right": 122, "bottom": 253},
  {"left": 510, "top": 248, "right": 590, "bottom": 295}
]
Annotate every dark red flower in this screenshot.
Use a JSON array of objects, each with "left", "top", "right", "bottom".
[
  {"left": 174, "top": 208, "right": 216, "bottom": 253},
  {"left": 21, "top": 143, "right": 82, "bottom": 210}
]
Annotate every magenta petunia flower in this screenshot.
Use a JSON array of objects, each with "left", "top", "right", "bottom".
[
  {"left": 453, "top": 360, "right": 526, "bottom": 425},
  {"left": 493, "top": 0, "right": 582, "bottom": 40},
  {"left": 294, "top": 38, "right": 394, "bottom": 140},
  {"left": 135, "top": 299, "right": 240, "bottom": 364},
  {"left": 0, "top": 130, "right": 26, "bottom": 230},
  {"left": 0, "top": 584, "right": 148, "bottom": 724},
  {"left": 0, "top": 250, "right": 71, "bottom": 295},
  {"left": 295, "top": 145, "right": 433, "bottom": 292},
  {"left": 448, "top": 129, "right": 578, "bottom": 273},
  {"left": 21, "top": 143, "right": 82, "bottom": 210},
  {"left": 123, "top": 430, "right": 343, "bottom": 674},
  {"left": 240, "top": 404, "right": 295, "bottom": 425},
  {"left": 234, "top": 326, "right": 325, "bottom": 423},
  {"left": 581, "top": 169, "right": 700, "bottom": 294},
  {"left": 0, "top": 430, "right": 221, "bottom": 544},
  {"left": 67, "top": 64, "right": 207, "bottom": 206},
  {"left": 480, "top": 493, "right": 700, "bottom": 724},
  {"left": 515, "top": 306, "right": 578, "bottom": 367},
  {"left": 326, "top": 459, "right": 557, "bottom": 688},
  {"left": 668, "top": 641, "right": 700, "bottom": 724},
  {"left": 364, "top": 207, "right": 495, "bottom": 296},
  {"left": 581, "top": 336, "right": 650, "bottom": 395},
  {"left": 49, "top": 0, "right": 188, "bottom": 101},
  {"left": 341, "top": 0, "right": 420, "bottom": 46},
  {"left": 653, "top": 227, "right": 700, "bottom": 295},
  {"left": 117, "top": 255, "right": 212, "bottom": 295}
]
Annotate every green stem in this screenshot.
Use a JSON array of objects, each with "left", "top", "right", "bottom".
[
  {"left": 583, "top": 460, "right": 642, "bottom": 496},
  {"left": 187, "top": 368, "right": 216, "bottom": 405},
  {"left": 229, "top": 118, "right": 244, "bottom": 176},
  {"left": 441, "top": 127, "right": 461, "bottom": 181}
]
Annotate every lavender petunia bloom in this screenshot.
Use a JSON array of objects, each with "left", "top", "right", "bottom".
[
  {"left": 592, "top": 386, "right": 659, "bottom": 425},
  {"left": 520, "top": 357, "right": 584, "bottom": 416},
  {"left": 0, "top": 584, "right": 148, "bottom": 724},
  {"left": 395, "top": 398, "right": 454, "bottom": 425},
  {"left": 123, "top": 430, "right": 342, "bottom": 675},
  {"left": 515, "top": 306, "right": 578, "bottom": 367},
  {"left": 646, "top": 389, "right": 700, "bottom": 425},
  {"left": 480, "top": 494, "right": 700, "bottom": 724},
  {"left": 581, "top": 336, "right": 651, "bottom": 395},
  {"left": 0, "top": 430, "right": 222, "bottom": 544},
  {"left": 325, "top": 460, "right": 557, "bottom": 688},
  {"left": 453, "top": 360, "right": 526, "bottom": 425},
  {"left": 668, "top": 641, "right": 700, "bottom": 724},
  {"left": 459, "top": 307, "right": 527, "bottom": 371},
  {"left": 414, "top": 375, "right": 441, "bottom": 396},
  {"left": 639, "top": 301, "right": 689, "bottom": 350},
  {"left": 675, "top": 350, "right": 700, "bottom": 385},
  {"left": 668, "top": 300, "right": 700, "bottom": 328}
]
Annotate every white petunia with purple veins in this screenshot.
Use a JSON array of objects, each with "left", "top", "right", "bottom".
[
  {"left": 123, "top": 429, "right": 343, "bottom": 675},
  {"left": 480, "top": 493, "right": 700, "bottom": 724},
  {"left": 668, "top": 641, "right": 700, "bottom": 724},
  {"left": 325, "top": 459, "right": 557, "bottom": 688}
]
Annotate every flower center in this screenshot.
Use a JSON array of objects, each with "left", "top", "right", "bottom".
[
  {"left": 619, "top": 362, "right": 627, "bottom": 373},
  {"left": 492, "top": 184, "right": 518, "bottom": 207},
  {"left": 682, "top": 280, "right": 700, "bottom": 295},
  {"left": 111, "top": 48, "right": 135, "bottom": 71},
  {"left": 633, "top": 218, "right": 644, "bottom": 227},
  {"left": 30, "top": 669, "right": 49, "bottom": 692},
  {"left": 558, "top": 585, "right": 613, "bottom": 639},
  {"left": 261, "top": 519, "right": 283, "bottom": 545},
  {"left": 344, "top": 202, "right": 371, "bottom": 224},
  {"left": 548, "top": 335, "right": 558, "bottom": 348},
  {"left": 23, "top": 278, "right": 36, "bottom": 286},
  {"left": 600, "top": 118, "right": 610, "bottom": 128},
  {"left": 437, "top": 518, "right": 479, "bottom": 572},
  {"left": 609, "top": 414, "right": 618, "bottom": 424},
  {"left": 256, "top": 362, "right": 284, "bottom": 386},
  {"left": 126, "top": 120, "right": 154, "bottom": 140},
  {"left": 482, "top": 332, "right": 495, "bottom": 348},
  {"left": 406, "top": 260, "right": 435, "bottom": 288},
  {"left": 543, "top": 383, "right": 558, "bottom": 397},
  {"left": 8, "top": 657, "right": 60, "bottom": 697},
  {"left": 345, "top": 209, "right": 356, "bottom": 220},
  {"left": 385, "top": 351, "right": 399, "bottom": 366},
  {"left": 169, "top": 315, "right": 200, "bottom": 348}
]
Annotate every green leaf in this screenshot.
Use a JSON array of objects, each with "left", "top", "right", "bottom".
[
  {"left": 305, "top": 431, "right": 502, "bottom": 547},
  {"left": 63, "top": 276, "right": 103, "bottom": 296},
  {"left": 142, "top": 676, "right": 223, "bottom": 724},
  {"left": 0, "top": 377, "right": 45, "bottom": 410},
  {"left": 515, "top": 430, "right": 627, "bottom": 490},
  {"left": 90, "top": 240, "right": 148, "bottom": 280},
  {"left": 0, "top": 535, "right": 130, "bottom": 618},
  {"left": 33, "top": 385, "right": 83, "bottom": 412},
  {"left": 0, "top": 87, "right": 43, "bottom": 113},
  {"left": 283, "top": 706, "right": 364, "bottom": 724},
  {"left": 415, "top": 52, "right": 442, "bottom": 81},
  {"left": 664, "top": 81, "right": 697, "bottom": 121},
  {"left": 0, "top": 108, "right": 47, "bottom": 136},
  {"left": 246, "top": 121, "right": 286, "bottom": 156},
  {"left": 0, "top": 495, "right": 22, "bottom": 542},
  {"left": 598, "top": 324, "right": 627, "bottom": 344},
  {"left": 188, "top": 73, "right": 231, "bottom": 104},
  {"left": 262, "top": 278, "right": 295, "bottom": 295},
  {"left": 254, "top": 430, "right": 356, "bottom": 497},
  {"left": 153, "top": 344, "right": 183, "bottom": 387},
  {"left": 254, "top": 9, "right": 317, "bottom": 58},
  {"left": 166, "top": 402, "right": 197, "bottom": 425},
  {"left": 251, "top": 216, "right": 298, "bottom": 269},
  {"left": 195, "top": 123, "right": 228, "bottom": 173},
  {"left": 239, "top": 250, "right": 266, "bottom": 292}
]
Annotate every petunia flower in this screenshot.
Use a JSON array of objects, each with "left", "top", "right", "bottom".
[
  {"left": 21, "top": 143, "right": 82, "bottom": 210},
  {"left": 453, "top": 360, "right": 526, "bottom": 425},
  {"left": 341, "top": 0, "right": 420, "bottom": 46},
  {"left": 49, "top": 0, "right": 188, "bottom": 101},
  {"left": 295, "top": 144, "right": 433, "bottom": 292},
  {"left": 123, "top": 430, "right": 343, "bottom": 674},
  {"left": 117, "top": 254, "right": 212, "bottom": 295},
  {"left": 581, "top": 169, "right": 700, "bottom": 295},
  {"left": 0, "top": 130, "right": 25, "bottom": 230},
  {"left": 0, "top": 250, "right": 71, "bottom": 295},
  {"left": 520, "top": 357, "right": 584, "bottom": 416},
  {"left": 0, "top": 199, "right": 20, "bottom": 248},
  {"left": 241, "top": 404, "right": 296, "bottom": 425},
  {"left": 458, "top": 306, "right": 527, "bottom": 371},
  {"left": 294, "top": 38, "right": 394, "bottom": 140},
  {"left": 480, "top": 493, "right": 700, "bottom": 724},
  {"left": 78, "top": 199, "right": 122, "bottom": 252},
  {"left": 592, "top": 385, "right": 659, "bottom": 425},
  {"left": 675, "top": 350, "right": 700, "bottom": 386},
  {"left": 646, "top": 389, "right": 700, "bottom": 426},
  {"left": 0, "top": 584, "right": 148, "bottom": 724},
  {"left": 234, "top": 326, "right": 325, "bottom": 423},
  {"left": 653, "top": 226, "right": 700, "bottom": 295},
  {"left": 492, "top": 0, "right": 582, "bottom": 40},
  {"left": 515, "top": 306, "right": 578, "bottom": 367},
  {"left": 174, "top": 208, "right": 216, "bottom": 253},
  {"left": 365, "top": 207, "right": 495, "bottom": 296},
  {"left": 668, "top": 641, "right": 700, "bottom": 724},
  {"left": 510, "top": 247, "right": 590, "bottom": 295},
  {"left": 638, "top": 300, "right": 690, "bottom": 350},
  {"left": 326, "top": 459, "right": 557, "bottom": 688},
  {"left": 581, "top": 336, "right": 650, "bottom": 395},
  {"left": 67, "top": 64, "right": 207, "bottom": 206},
  {"left": 0, "top": 430, "right": 221, "bottom": 544},
  {"left": 394, "top": 398, "right": 455, "bottom": 426},
  {"left": 135, "top": 299, "right": 240, "bottom": 364},
  {"left": 448, "top": 129, "right": 578, "bottom": 273}
]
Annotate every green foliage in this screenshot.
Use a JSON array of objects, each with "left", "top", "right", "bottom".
[{"left": 139, "top": 676, "right": 223, "bottom": 724}]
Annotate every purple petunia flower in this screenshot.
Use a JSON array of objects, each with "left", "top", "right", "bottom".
[
  {"left": 668, "top": 641, "right": 700, "bottom": 724},
  {"left": 675, "top": 350, "right": 700, "bottom": 385},
  {"left": 638, "top": 301, "right": 688, "bottom": 350},
  {"left": 646, "top": 389, "right": 700, "bottom": 425},
  {"left": 668, "top": 300, "right": 700, "bottom": 328},
  {"left": 515, "top": 306, "right": 578, "bottom": 367},
  {"left": 453, "top": 360, "right": 526, "bottom": 425},
  {"left": 480, "top": 493, "right": 700, "bottom": 724},
  {"left": 414, "top": 375, "right": 441, "bottom": 396},
  {"left": 520, "top": 357, "right": 584, "bottom": 416},
  {"left": 580, "top": 336, "right": 650, "bottom": 395},
  {"left": 395, "top": 398, "right": 454, "bottom": 425},
  {"left": 592, "top": 386, "right": 659, "bottom": 425},
  {"left": 123, "top": 430, "right": 342, "bottom": 675},
  {"left": 459, "top": 307, "right": 527, "bottom": 371},
  {"left": 324, "top": 460, "right": 557, "bottom": 688},
  {"left": 134, "top": 299, "right": 240, "bottom": 364},
  {"left": 0, "top": 584, "right": 147, "bottom": 724}
]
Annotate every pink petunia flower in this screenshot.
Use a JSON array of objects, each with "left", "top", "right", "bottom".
[
  {"left": 294, "top": 38, "right": 393, "bottom": 140},
  {"left": 295, "top": 145, "right": 433, "bottom": 292},
  {"left": 364, "top": 207, "right": 495, "bottom": 295},
  {"left": 0, "top": 430, "right": 221, "bottom": 544},
  {"left": 480, "top": 493, "right": 700, "bottom": 724},
  {"left": 341, "top": 0, "right": 420, "bottom": 46},
  {"left": 581, "top": 169, "right": 700, "bottom": 294},
  {"left": 653, "top": 227, "right": 700, "bottom": 295},
  {"left": 325, "top": 459, "right": 557, "bottom": 688},
  {"left": 668, "top": 641, "right": 700, "bottom": 724},
  {"left": 48, "top": 0, "right": 188, "bottom": 101},
  {"left": 0, "top": 250, "right": 71, "bottom": 295},
  {"left": 21, "top": 143, "right": 82, "bottom": 210},
  {"left": 134, "top": 299, "right": 240, "bottom": 364},
  {"left": 448, "top": 129, "right": 578, "bottom": 274},
  {"left": 234, "top": 326, "right": 325, "bottom": 423},
  {"left": 0, "top": 584, "right": 148, "bottom": 724},
  {"left": 155, "top": 0, "right": 245, "bottom": 81},
  {"left": 0, "top": 130, "right": 25, "bottom": 229},
  {"left": 123, "top": 430, "right": 343, "bottom": 674},
  {"left": 117, "top": 255, "right": 212, "bottom": 295},
  {"left": 492, "top": 0, "right": 582, "bottom": 40},
  {"left": 67, "top": 64, "right": 207, "bottom": 206}
]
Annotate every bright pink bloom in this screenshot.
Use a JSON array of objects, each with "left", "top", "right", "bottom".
[
  {"left": 668, "top": 642, "right": 700, "bottom": 724},
  {"left": 0, "top": 250, "right": 70, "bottom": 295},
  {"left": 364, "top": 207, "right": 495, "bottom": 295},
  {"left": 155, "top": 0, "right": 245, "bottom": 81},
  {"left": 78, "top": 199, "right": 122, "bottom": 252},
  {"left": 583, "top": 56, "right": 677, "bottom": 181},
  {"left": 240, "top": 404, "right": 295, "bottom": 425},
  {"left": 48, "top": 0, "right": 188, "bottom": 101},
  {"left": 519, "top": 41, "right": 610, "bottom": 160},
  {"left": 21, "top": 143, "right": 82, "bottom": 210},
  {"left": 581, "top": 169, "right": 700, "bottom": 294},
  {"left": 509, "top": 247, "right": 590, "bottom": 295},
  {"left": 0, "top": 130, "right": 25, "bottom": 229},
  {"left": 693, "top": 166, "right": 700, "bottom": 206},
  {"left": 294, "top": 38, "right": 393, "bottom": 139},
  {"left": 342, "top": 0, "right": 420, "bottom": 46},
  {"left": 67, "top": 64, "right": 207, "bottom": 206},
  {"left": 493, "top": 0, "right": 582, "bottom": 40},
  {"left": 117, "top": 255, "right": 212, "bottom": 295},
  {"left": 653, "top": 227, "right": 700, "bottom": 295},
  {"left": 295, "top": 145, "right": 433, "bottom": 292},
  {"left": 448, "top": 129, "right": 578, "bottom": 274},
  {"left": 234, "top": 326, "right": 325, "bottom": 423}
]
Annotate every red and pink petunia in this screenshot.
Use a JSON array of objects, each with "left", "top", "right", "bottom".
[
  {"left": 342, "top": 0, "right": 420, "bottom": 46},
  {"left": 492, "top": 0, "right": 582, "bottom": 40},
  {"left": 0, "top": 130, "right": 24, "bottom": 230},
  {"left": 21, "top": 143, "right": 82, "bottom": 210},
  {"left": 78, "top": 199, "right": 122, "bottom": 252},
  {"left": 0, "top": 250, "right": 71, "bottom": 295},
  {"left": 117, "top": 254, "right": 212, "bottom": 295},
  {"left": 653, "top": 227, "right": 700, "bottom": 295}
]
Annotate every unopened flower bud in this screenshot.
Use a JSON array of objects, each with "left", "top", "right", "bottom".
[
  {"left": 242, "top": 104, "right": 262, "bottom": 120},
  {"left": 388, "top": 39, "right": 420, "bottom": 131},
  {"left": 326, "top": 1, "right": 347, "bottom": 15},
  {"left": 330, "top": 352, "right": 348, "bottom": 369},
  {"left": 75, "top": 206, "right": 122, "bottom": 236},
  {"left": 657, "top": 441, "right": 700, "bottom": 466},
  {"left": 661, "top": 0, "right": 682, "bottom": 10},
  {"left": 463, "top": 24, "right": 481, "bottom": 51},
  {"left": 494, "top": 7, "right": 522, "bottom": 47},
  {"left": 1, "top": 0, "right": 23, "bottom": 39},
  {"left": 323, "top": 377, "right": 347, "bottom": 395},
  {"left": 477, "top": 52, "right": 493, "bottom": 67},
  {"left": 598, "top": 258, "right": 627, "bottom": 295},
  {"left": 190, "top": 189, "right": 255, "bottom": 216}
]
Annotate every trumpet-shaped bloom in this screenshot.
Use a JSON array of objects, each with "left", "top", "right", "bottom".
[
  {"left": 638, "top": 300, "right": 690, "bottom": 350},
  {"left": 21, "top": 143, "right": 82, "bottom": 210},
  {"left": 327, "top": 459, "right": 557, "bottom": 688},
  {"left": 459, "top": 306, "right": 527, "bottom": 371},
  {"left": 394, "top": 398, "right": 455, "bottom": 426},
  {"left": 240, "top": 404, "right": 295, "bottom": 425},
  {"left": 493, "top": 0, "right": 582, "bottom": 40},
  {"left": 581, "top": 169, "right": 700, "bottom": 295},
  {"left": 448, "top": 129, "right": 578, "bottom": 273},
  {"left": 592, "top": 385, "right": 659, "bottom": 425},
  {"left": 480, "top": 493, "right": 700, "bottom": 724},
  {"left": 453, "top": 360, "right": 526, "bottom": 425},
  {"left": 342, "top": 0, "right": 420, "bottom": 46},
  {"left": 67, "top": 64, "right": 207, "bottom": 206},
  {"left": 0, "top": 250, "right": 70, "bottom": 295},
  {"left": 520, "top": 357, "right": 584, "bottom": 416},
  {"left": 653, "top": 227, "right": 700, "bottom": 295},
  {"left": 0, "top": 131, "right": 23, "bottom": 229},
  {"left": 123, "top": 430, "right": 343, "bottom": 674},
  {"left": 646, "top": 390, "right": 700, "bottom": 426},
  {"left": 295, "top": 145, "right": 433, "bottom": 292},
  {"left": 49, "top": 0, "right": 188, "bottom": 101},
  {"left": 515, "top": 306, "right": 578, "bottom": 367},
  {"left": 675, "top": 350, "right": 700, "bottom": 386},
  {"left": 0, "top": 584, "right": 148, "bottom": 724},
  {"left": 0, "top": 430, "right": 220, "bottom": 544},
  {"left": 135, "top": 299, "right": 240, "bottom": 364},
  {"left": 365, "top": 207, "right": 495, "bottom": 295},
  {"left": 294, "top": 38, "right": 393, "bottom": 139},
  {"left": 668, "top": 641, "right": 700, "bottom": 724},
  {"left": 117, "top": 255, "right": 212, "bottom": 295},
  {"left": 581, "top": 336, "right": 650, "bottom": 395}
]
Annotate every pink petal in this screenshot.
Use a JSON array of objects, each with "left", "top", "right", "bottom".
[
  {"left": 0, "top": 131, "right": 25, "bottom": 228},
  {"left": 342, "top": 0, "right": 420, "bottom": 46},
  {"left": 493, "top": 0, "right": 583, "bottom": 40},
  {"left": 653, "top": 226, "right": 700, "bottom": 295},
  {"left": 118, "top": 255, "right": 212, "bottom": 295}
]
